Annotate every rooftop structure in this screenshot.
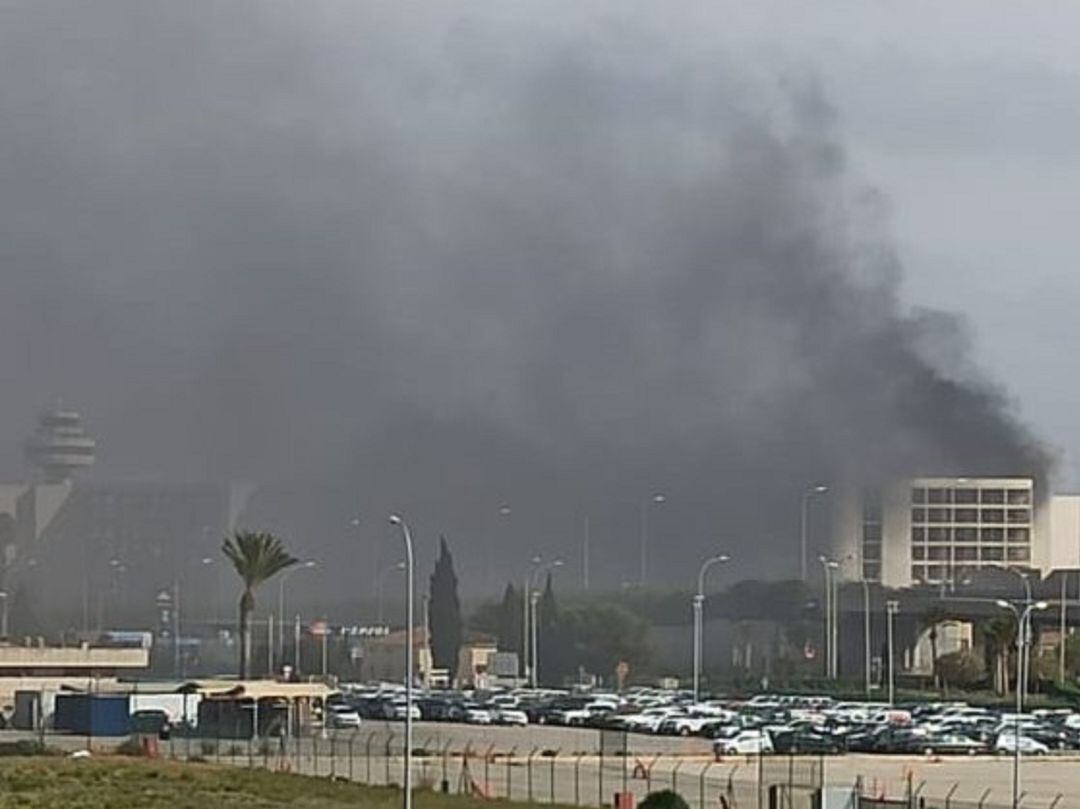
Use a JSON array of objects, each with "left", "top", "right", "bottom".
[{"left": 23, "top": 405, "right": 96, "bottom": 483}]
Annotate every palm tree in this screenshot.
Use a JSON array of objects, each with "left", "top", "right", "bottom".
[
  {"left": 222, "top": 531, "right": 298, "bottom": 679},
  {"left": 980, "top": 614, "right": 1018, "bottom": 696},
  {"left": 921, "top": 604, "right": 949, "bottom": 689}
]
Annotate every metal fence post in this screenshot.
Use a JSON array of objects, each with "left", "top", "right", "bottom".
[
  {"left": 550, "top": 750, "right": 561, "bottom": 803},
  {"left": 442, "top": 740, "right": 453, "bottom": 793},
  {"left": 574, "top": 752, "right": 585, "bottom": 805},
  {"left": 944, "top": 783, "right": 958, "bottom": 809},
  {"left": 507, "top": 746, "right": 517, "bottom": 800},
  {"left": 673, "top": 759, "right": 685, "bottom": 794},
  {"left": 385, "top": 733, "right": 395, "bottom": 785},
  {"left": 699, "top": 761, "right": 714, "bottom": 809},
  {"left": 485, "top": 744, "right": 496, "bottom": 797},
  {"left": 313, "top": 730, "right": 320, "bottom": 777},
  {"left": 365, "top": 731, "right": 375, "bottom": 784},
  {"left": 528, "top": 748, "right": 539, "bottom": 802},
  {"left": 330, "top": 733, "right": 338, "bottom": 779}
]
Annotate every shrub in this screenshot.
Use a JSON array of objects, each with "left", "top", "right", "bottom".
[{"left": 639, "top": 790, "right": 691, "bottom": 809}]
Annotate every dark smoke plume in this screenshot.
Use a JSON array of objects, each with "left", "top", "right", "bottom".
[{"left": 0, "top": 2, "right": 1047, "bottom": 595}]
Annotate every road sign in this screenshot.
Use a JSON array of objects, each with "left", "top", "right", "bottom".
[{"left": 310, "top": 620, "right": 329, "bottom": 636}]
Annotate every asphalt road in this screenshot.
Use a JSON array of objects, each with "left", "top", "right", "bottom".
[{"left": 9, "top": 722, "right": 1078, "bottom": 808}]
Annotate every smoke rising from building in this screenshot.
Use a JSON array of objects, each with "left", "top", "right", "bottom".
[{"left": 0, "top": 2, "right": 1047, "bottom": 594}]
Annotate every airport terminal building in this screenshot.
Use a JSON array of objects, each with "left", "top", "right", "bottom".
[{"left": 833, "top": 476, "right": 1080, "bottom": 588}]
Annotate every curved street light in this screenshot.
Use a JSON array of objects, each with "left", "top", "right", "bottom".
[
  {"left": 530, "top": 559, "right": 564, "bottom": 688},
  {"left": 693, "top": 553, "right": 730, "bottom": 701},
  {"left": 388, "top": 514, "right": 415, "bottom": 809},
  {"left": 995, "top": 599, "right": 1048, "bottom": 809}
]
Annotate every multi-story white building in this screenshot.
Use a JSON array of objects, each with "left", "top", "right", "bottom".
[{"left": 834, "top": 477, "right": 1043, "bottom": 588}]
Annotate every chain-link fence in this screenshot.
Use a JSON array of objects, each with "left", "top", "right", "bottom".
[
  {"left": 134, "top": 726, "right": 815, "bottom": 809},
  {"left": 22, "top": 725, "right": 1072, "bottom": 809}
]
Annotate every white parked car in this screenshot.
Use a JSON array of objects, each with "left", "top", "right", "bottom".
[
  {"left": 326, "top": 704, "right": 362, "bottom": 729},
  {"left": 493, "top": 708, "right": 528, "bottom": 726},
  {"left": 388, "top": 700, "right": 422, "bottom": 721},
  {"left": 465, "top": 707, "right": 493, "bottom": 725},
  {"left": 714, "top": 729, "right": 774, "bottom": 756},
  {"left": 994, "top": 734, "right": 1050, "bottom": 755}
]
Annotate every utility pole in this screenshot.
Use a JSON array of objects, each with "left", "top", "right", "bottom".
[
  {"left": 886, "top": 600, "right": 899, "bottom": 706},
  {"left": 293, "top": 614, "right": 301, "bottom": 674}
]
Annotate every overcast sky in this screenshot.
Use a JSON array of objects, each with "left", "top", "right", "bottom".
[
  {"left": 1, "top": 1, "right": 1076, "bottom": 588},
  {"left": 715, "top": 1, "right": 1080, "bottom": 485}
]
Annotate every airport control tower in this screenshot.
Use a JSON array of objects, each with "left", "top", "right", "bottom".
[{"left": 23, "top": 403, "right": 97, "bottom": 483}]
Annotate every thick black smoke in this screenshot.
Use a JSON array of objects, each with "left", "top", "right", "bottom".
[{"left": 0, "top": 2, "right": 1047, "bottom": 595}]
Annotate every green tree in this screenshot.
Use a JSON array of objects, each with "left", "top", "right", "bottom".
[
  {"left": 222, "top": 531, "right": 298, "bottom": 679},
  {"left": 980, "top": 615, "right": 1017, "bottom": 696},
  {"left": 639, "top": 791, "right": 690, "bottom": 809},
  {"left": 549, "top": 601, "right": 653, "bottom": 683},
  {"left": 920, "top": 604, "right": 949, "bottom": 688},
  {"left": 428, "top": 536, "right": 463, "bottom": 670},
  {"left": 497, "top": 582, "right": 522, "bottom": 654},
  {"left": 936, "top": 649, "right": 985, "bottom": 691}
]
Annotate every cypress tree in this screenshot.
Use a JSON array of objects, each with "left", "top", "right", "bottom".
[
  {"left": 497, "top": 582, "right": 523, "bottom": 654},
  {"left": 428, "top": 536, "right": 463, "bottom": 670}
]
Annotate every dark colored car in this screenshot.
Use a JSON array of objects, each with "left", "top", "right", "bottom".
[
  {"left": 131, "top": 709, "right": 171, "bottom": 740},
  {"left": 770, "top": 730, "right": 844, "bottom": 755}
]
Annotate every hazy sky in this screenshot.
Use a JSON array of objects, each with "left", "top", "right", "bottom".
[
  {"left": 0, "top": 1, "right": 1075, "bottom": 590},
  {"left": 715, "top": 1, "right": 1080, "bottom": 485}
]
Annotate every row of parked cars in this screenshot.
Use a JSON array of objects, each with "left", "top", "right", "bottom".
[{"left": 332, "top": 685, "right": 1080, "bottom": 757}]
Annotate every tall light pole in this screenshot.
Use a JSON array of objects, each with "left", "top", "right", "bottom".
[
  {"left": 886, "top": 600, "right": 899, "bottom": 706},
  {"left": 376, "top": 561, "right": 406, "bottom": 624},
  {"left": 523, "top": 555, "right": 542, "bottom": 685},
  {"left": 388, "top": 514, "right": 415, "bottom": 809},
  {"left": 861, "top": 578, "right": 872, "bottom": 697},
  {"left": 278, "top": 560, "right": 316, "bottom": 664},
  {"left": 818, "top": 556, "right": 838, "bottom": 678},
  {"left": 639, "top": 493, "right": 666, "bottom": 587},
  {"left": 800, "top": 485, "right": 829, "bottom": 582},
  {"left": 530, "top": 559, "right": 563, "bottom": 688},
  {"left": 693, "top": 553, "right": 730, "bottom": 702},
  {"left": 996, "top": 599, "right": 1049, "bottom": 809},
  {"left": 1062, "top": 570, "right": 1071, "bottom": 686},
  {"left": 0, "top": 591, "right": 9, "bottom": 639}
]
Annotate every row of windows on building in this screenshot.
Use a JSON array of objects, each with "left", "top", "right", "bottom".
[
  {"left": 911, "top": 507, "right": 1030, "bottom": 525},
  {"left": 911, "top": 526, "right": 1030, "bottom": 543},
  {"left": 912, "top": 544, "right": 1030, "bottom": 562},
  {"left": 911, "top": 487, "right": 1031, "bottom": 505}
]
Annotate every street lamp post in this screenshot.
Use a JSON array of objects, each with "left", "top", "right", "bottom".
[
  {"left": 693, "top": 553, "right": 730, "bottom": 702},
  {"left": 818, "top": 557, "right": 839, "bottom": 678},
  {"left": 523, "top": 555, "right": 542, "bottom": 684},
  {"left": 886, "top": 600, "right": 900, "bottom": 706},
  {"left": 529, "top": 560, "right": 563, "bottom": 688},
  {"left": 800, "top": 485, "right": 829, "bottom": 582},
  {"left": 0, "top": 591, "right": 8, "bottom": 638},
  {"left": 278, "top": 561, "right": 316, "bottom": 666},
  {"left": 996, "top": 599, "right": 1049, "bottom": 809},
  {"left": 861, "top": 579, "right": 871, "bottom": 697},
  {"left": 639, "top": 493, "right": 666, "bottom": 587},
  {"left": 388, "top": 515, "right": 415, "bottom": 809}
]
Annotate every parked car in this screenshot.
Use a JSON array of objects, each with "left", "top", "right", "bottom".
[
  {"left": 994, "top": 734, "right": 1050, "bottom": 755},
  {"left": 916, "top": 733, "right": 987, "bottom": 756},
  {"left": 326, "top": 704, "right": 362, "bottom": 729},
  {"left": 714, "top": 729, "right": 774, "bottom": 756}
]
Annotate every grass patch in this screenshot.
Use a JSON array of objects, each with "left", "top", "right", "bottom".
[{"left": 0, "top": 757, "right": 579, "bottom": 808}]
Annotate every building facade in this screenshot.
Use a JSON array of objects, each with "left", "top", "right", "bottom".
[{"left": 835, "top": 477, "right": 1043, "bottom": 588}]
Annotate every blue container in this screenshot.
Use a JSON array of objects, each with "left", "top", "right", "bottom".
[{"left": 54, "top": 694, "right": 131, "bottom": 736}]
